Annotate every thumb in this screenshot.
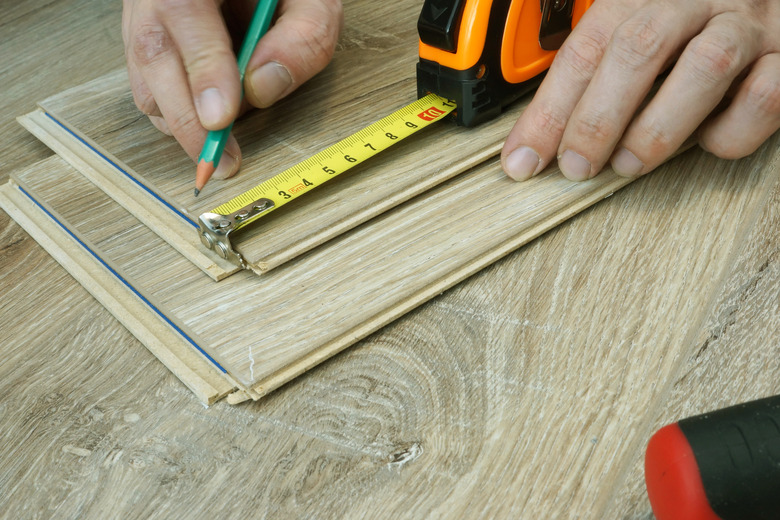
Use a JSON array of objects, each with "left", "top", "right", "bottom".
[{"left": 244, "top": 0, "right": 343, "bottom": 108}]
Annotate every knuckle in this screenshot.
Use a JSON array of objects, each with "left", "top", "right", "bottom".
[
  {"left": 131, "top": 24, "right": 173, "bottom": 66},
  {"left": 742, "top": 0, "right": 771, "bottom": 17},
  {"left": 702, "top": 139, "right": 746, "bottom": 160},
  {"left": 148, "top": 115, "right": 172, "bottom": 136},
  {"left": 572, "top": 112, "right": 617, "bottom": 143},
  {"left": 157, "top": 0, "right": 190, "bottom": 12},
  {"left": 743, "top": 72, "right": 780, "bottom": 115},
  {"left": 610, "top": 15, "right": 666, "bottom": 68},
  {"left": 183, "top": 48, "right": 235, "bottom": 77},
  {"left": 556, "top": 29, "right": 609, "bottom": 80},
  {"left": 291, "top": 15, "right": 341, "bottom": 74},
  {"left": 530, "top": 102, "right": 569, "bottom": 138},
  {"left": 132, "top": 89, "right": 157, "bottom": 115},
  {"left": 166, "top": 109, "right": 201, "bottom": 137},
  {"left": 685, "top": 34, "right": 743, "bottom": 85},
  {"left": 635, "top": 119, "right": 675, "bottom": 156}
]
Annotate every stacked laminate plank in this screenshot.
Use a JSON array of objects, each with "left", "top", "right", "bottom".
[{"left": 1, "top": 0, "right": 690, "bottom": 404}]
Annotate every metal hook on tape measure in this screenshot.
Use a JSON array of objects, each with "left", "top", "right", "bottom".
[{"left": 198, "top": 197, "right": 275, "bottom": 268}]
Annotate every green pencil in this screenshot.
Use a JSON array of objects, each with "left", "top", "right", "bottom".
[{"left": 195, "top": 0, "right": 279, "bottom": 196}]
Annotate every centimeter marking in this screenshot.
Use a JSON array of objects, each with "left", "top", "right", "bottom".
[{"left": 209, "top": 94, "right": 456, "bottom": 230}]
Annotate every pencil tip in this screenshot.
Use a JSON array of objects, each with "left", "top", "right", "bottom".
[{"left": 195, "top": 159, "right": 216, "bottom": 196}]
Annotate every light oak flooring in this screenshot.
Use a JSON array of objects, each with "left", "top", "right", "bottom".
[{"left": 1, "top": 1, "right": 778, "bottom": 518}]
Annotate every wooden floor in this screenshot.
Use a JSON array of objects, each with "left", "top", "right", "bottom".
[{"left": 1, "top": 2, "right": 778, "bottom": 518}]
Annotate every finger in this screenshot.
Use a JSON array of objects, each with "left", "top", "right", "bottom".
[
  {"left": 148, "top": 115, "right": 172, "bottom": 135},
  {"left": 129, "top": 14, "right": 241, "bottom": 177},
  {"left": 123, "top": 2, "right": 161, "bottom": 117},
  {"left": 245, "top": 0, "right": 343, "bottom": 108},
  {"left": 129, "top": 17, "right": 199, "bottom": 155},
  {"left": 501, "top": 3, "right": 620, "bottom": 181},
  {"left": 699, "top": 52, "right": 780, "bottom": 159},
  {"left": 612, "top": 12, "right": 762, "bottom": 177},
  {"left": 127, "top": 52, "right": 161, "bottom": 117},
  {"left": 212, "top": 133, "right": 243, "bottom": 180},
  {"left": 158, "top": 0, "right": 242, "bottom": 130},
  {"left": 557, "top": 2, "right": 708, "bottom": 181}
]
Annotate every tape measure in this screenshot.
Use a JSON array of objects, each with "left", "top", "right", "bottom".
[{"left": 198, "top": 94, "right": 456, "bottom": 267}]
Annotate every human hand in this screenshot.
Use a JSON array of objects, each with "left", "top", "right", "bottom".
[
  {"left": 122, "top": 0, "right": 343, "bottom": 179},
  {"left": 501, "top": 0, "right": 780, "bottom": 182}
]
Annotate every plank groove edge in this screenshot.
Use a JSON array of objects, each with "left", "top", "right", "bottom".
[
  {"left": 17, "top": 109, "right": 239, "bottom": 281},
  {"left": 0, "top": 174, "right": 241, "bottom": 406}
]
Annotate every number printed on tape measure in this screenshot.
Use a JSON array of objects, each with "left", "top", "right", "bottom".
[{"left": 210, "top": 94, "right": 456, "bottom": 231}]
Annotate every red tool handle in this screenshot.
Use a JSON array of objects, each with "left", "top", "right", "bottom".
[{"left": 644, "top": 394, "right": 780, "bottom": 520}]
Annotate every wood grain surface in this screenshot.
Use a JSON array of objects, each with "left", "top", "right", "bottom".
[{"left": 1, "top": 1, "right": 778, "bottom": 519}]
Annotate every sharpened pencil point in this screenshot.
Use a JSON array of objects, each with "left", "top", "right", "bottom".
[{"left": 195, "top": 159, "right": 216, "bottom": 196}]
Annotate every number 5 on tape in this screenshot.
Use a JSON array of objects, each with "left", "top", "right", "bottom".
[{"left": 198, "top": 94, "right": 456, "bottom": 267}]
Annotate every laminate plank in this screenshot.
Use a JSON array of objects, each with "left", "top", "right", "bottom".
[
  {"left": 10, "top": 129, "right": 776, "bottom": 395},
  {"left": 6, "top": 135, "right": 777, "bottom": 518},
  {"left": 35, "top": 0, "right": 537, "bottom": 274},
  {"left": 18, "top": 109, "right": 240, "bottom": 281},
  {"left": 11, "top": 145, "right": 642, "bottom": 391},
  {"left": 0, "top": 163, "right": 239, "bottom": 405}
]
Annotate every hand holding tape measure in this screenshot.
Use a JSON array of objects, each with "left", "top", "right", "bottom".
[
  {"left": 191, "top": 0, "right": 780, "bottom": 265},
  {"left": 122, "top": 0, "right": 780, "bottom": 190}
]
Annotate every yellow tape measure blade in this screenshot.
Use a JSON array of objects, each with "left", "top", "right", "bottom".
[
  {"left": 198, "top": 94, "right": 456, "bottom": 266},
  {"left": 212, "top": 94, "right": 455, "bottom": 219}
]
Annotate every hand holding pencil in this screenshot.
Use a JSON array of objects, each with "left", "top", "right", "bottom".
[{"left": 122, "top": 0, "right": 344, "bottom": 194}]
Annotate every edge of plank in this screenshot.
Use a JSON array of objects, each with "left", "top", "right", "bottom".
[
  {"left": 245, "top": 143, "right": 503, "bottom": 274},
  {"left": 17, "top": 109, "right": 240, "bottom": 282},
  {"left": 0, "top": 176, "right": 241, "bottom": 406},
  {"left": 246, "top": 165, "right": 635, "bottom": 398},
  {"left": 246, "top": 140, "right": 701, "bottom": 396}
]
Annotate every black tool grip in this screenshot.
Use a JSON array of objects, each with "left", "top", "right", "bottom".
[{"left": 645, "top": 394, "right": 780, "bottom": 520}]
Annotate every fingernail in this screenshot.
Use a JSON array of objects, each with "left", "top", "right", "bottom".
[
  {"left": 196, "top": 88, "right": 228, "bottom": 128},
  {"left": 213, "top": 149, "right": 239, "bottom": 180},
  {"left": 611, "top": 147, "right": 644, "bottom": 177},
  {"left": 249, "top": 62, "right": 292, "bottom": 108},
  {"left": 504, "top": 146, "right": 542, "bottom": 181},
  {"left": 558, "top": 149, "right": 591, "bottom": 181}
]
